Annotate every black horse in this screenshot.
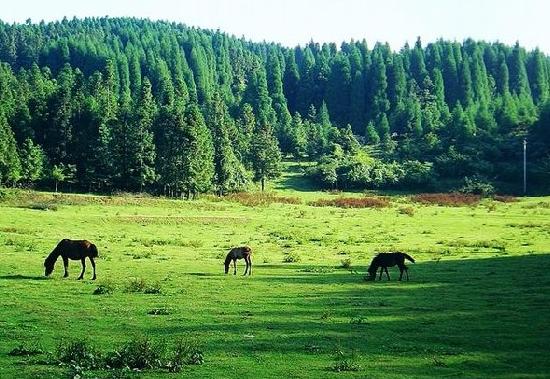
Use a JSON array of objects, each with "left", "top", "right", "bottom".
[
  {"left": 365, "top": 252, "right": 415, "bottom": 281},
  {"left": 224, "top": 246, "right": 252, "bottom": 275},
  {"left": 44, "top": 239, "right": 98, "bottom": 280}
]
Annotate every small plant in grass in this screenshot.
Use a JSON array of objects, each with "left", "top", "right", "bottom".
[
  {"left": 398, "top": 206, "right": 415, "bottom": 216},
  {"left": 330, "top": 359, "right": 361, "bottom": 372},
  {"left": 349, "top": 316, "right": 368, "bottom": 325},
  {"left": 56, "top": 339, "right": 102, "bottom": 370},
  {"left": 125, "top": 278, "right": 162, "bottom": 294},
  {"left": 104, "top": 336, "right": 163, "bottom": 370},
  {"left": 283, "top": 251, "right": 301, "bottom": 263},
  {"left": 147, "top": 307, "right": 171, "bottom": 315},
  {"left": 93, "top": 282, "right": 115, "bottom": 295},
  {"left": 9, "top": 342, "right": 44, "bottom": 356},
  {"left": 167, "top": 339, "right": 204, "bottom": 371},
  {"left": 340, "top": 258, "right": 352, "bottom": 269}
]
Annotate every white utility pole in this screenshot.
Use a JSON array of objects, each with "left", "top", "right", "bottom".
[{"left": 523, "top": 138, "right": 527, "bottom": 196}]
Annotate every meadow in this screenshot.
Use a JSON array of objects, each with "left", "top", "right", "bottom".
[{"left": 1, "top": 173, "right": 549, "bottom": 378}]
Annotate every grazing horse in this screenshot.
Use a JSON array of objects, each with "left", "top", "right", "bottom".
[
  {"left": 44, "top": 239, "right": 98, "bottom": 280},
  {"left": 365, "top": 252, "right": 415, "bottom": 281},
  {"left": 224, "top": 246, "right": 252, "bottom": 276}
]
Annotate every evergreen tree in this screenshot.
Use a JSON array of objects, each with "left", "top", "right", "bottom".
[{"left": 250, "top": 122, "right": 282, "bottom": 191}]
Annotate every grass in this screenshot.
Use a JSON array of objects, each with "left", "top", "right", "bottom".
[{"left": 1, "top": 179, "right": 550, "bottom": 378}]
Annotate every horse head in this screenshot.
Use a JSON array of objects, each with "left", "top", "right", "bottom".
[{"left": 44, "top": 254, "right": 56, "bottom": 276}]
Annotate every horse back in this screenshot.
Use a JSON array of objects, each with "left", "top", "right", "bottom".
[
  {"left": 230, "top": 246, "right": 252, "bottom": 259},
  {"left": 58, "top": 239, "right": 98, "bottom": 259}
]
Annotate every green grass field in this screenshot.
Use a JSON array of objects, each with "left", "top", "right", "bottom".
[{"left": 1, "top": 173, "right": 550, "bottom": 378}]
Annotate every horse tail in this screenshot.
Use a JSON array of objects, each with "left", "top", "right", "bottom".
[
  {"left": 402, "top": 253, "right": 415, "bottom": 263},
  {"left": 90, "top": 243, "right": 99, "bottom": 258}
]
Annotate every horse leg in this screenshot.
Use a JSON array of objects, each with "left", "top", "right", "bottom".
[
  {"left": 62, "top": 256, "right": 69, "bottom": 278},
  {"left": 398, "top": 267, "right": 403, "bottom": 281},
  {"left": 406, "top": 267, "right": 409, "bottom": 281},
  {"left": 77, "top": 258, "right": 86, "bottom": 280},
  {"left": 385, "top": 267, "right": 390, "bottom": 280},
  {"left": 90, "top": 257, "right": 96, "bottom": 280},
  {"left": 243, "top": 257, "right": 249, "bottom": 276},
  {"left": 378, "top": 267, "right": 383, "bottom": 280},
  {"left": 248, "top": 256, "right": 252, "bottom": 276},
  {"left": 233, "top": 259, "right": 237, "bottom": 275}
]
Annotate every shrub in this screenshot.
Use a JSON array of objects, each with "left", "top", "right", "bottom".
[
  {"left": 93, "top": 282, "right": 115, "bottom": 295},
  {"left": 398, "top": 206, "right": 415, "bottom": 216},
  {"left": 167, "top": 339, "right": 204, "bottom": 372},
  {"left": 104, "top": 336, "right": 163, "bottom": 370},
  {"left": 147, "top": 307, "right": 171, "bottom": 315},
  {"left": 283, "top": 252, "right": 301, "bottom": 263},
  {"left": 340, "top": 258, "right": 352, "bottom": 269},
  {"left": 56, "top": 339, "right": 102, "bottom": 369},
  {"left": 308, "top": 196, "right": 389, "bottom": 209},
  {"left": 8, "top": 342, "right": 44, "bottom": 356},
  {"left": 330, "top": 359, "right": 361, "bottom": 372},
  {"left": 459, "top": 176, "right": 495, "bottom": 197},
  {"left": 125, "top": 278, "right": 161, "bottom": 294},
  {"left": 411, "top": 193, "right": 480, "bottom": 206}
]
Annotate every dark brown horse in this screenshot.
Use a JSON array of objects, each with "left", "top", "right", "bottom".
[
  {"left": 224, "top": 246, "right": 252, "bottom": 275},
  {"left": 44, "top": 239, "right": 98, "bottom": 280},
  {"left": 365, "top": 252, "right": 415, "bottom": 281}
]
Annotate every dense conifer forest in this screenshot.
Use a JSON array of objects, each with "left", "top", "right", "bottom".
[{"left": 0, "top": 17, "right": 549, "bottom": 195}]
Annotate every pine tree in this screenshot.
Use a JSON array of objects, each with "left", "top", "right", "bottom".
[
  {"left": 250, "top": 122, "right": 282, "bottom": 191},
  {"left": 19, "top": 137, "right": 45, "bottom": 183},
  {"left": 0, "top": 111, "right": 21, "bottom": 185},
  {"left": 208, "top": 92, "right": 248, "bottom": 194}
]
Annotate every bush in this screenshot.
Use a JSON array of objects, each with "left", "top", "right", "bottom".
[
  {"left": 93, "top": 282, "right": 115, "bottom": 295},
  {"left": 330, "top": 359, "right": 361, "bottom": 372},
  {"left": 167, "top": 339, "right": 204, "bottom": 372},
  {"left": 459, "top": 176, "right": 495, "bottom": 197},
  {"left": 8, "top": 342, "right": 44, "bottom": 356},
  {"left": 56, "top": 339, "right": 102, "bottom": 369},
  {"left": 308, "top": 196, "right": 389, "bottom": 209},
  {"left": 125, "top": 278, "right": 161, "bottom": 294},
  {"left": 147, "top": 307, "right": 171, "bottom": 315},
  {"left": 283, "top": 252, "right": 301, "bottom": 263},
  {"left": 398, "top": 206, "right": 415, "bottom": 216},
  {"left": 104, "top": 336, "right": 163, "bottom": 370},
  {"left": 340, "top": 258, "right": 352, "bottom": 269}
]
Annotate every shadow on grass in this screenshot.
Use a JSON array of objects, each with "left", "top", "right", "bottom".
[
  {"left": 0, "top": 274, "right": 48, "bottom": 280},
  {"left": 155, "top": 254, "right": 550, "bottom": 377}
]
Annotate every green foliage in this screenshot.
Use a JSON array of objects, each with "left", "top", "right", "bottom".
[
  {"left": 0, "top": 18, "right": 549, "bottom": 193},
  {"left": 459, "top": 176, "right": 496, "bottom": 197}
]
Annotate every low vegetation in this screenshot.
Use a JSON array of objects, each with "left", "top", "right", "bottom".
[{"left": 1, "top": 186, "right": 549, "bottom": 378}]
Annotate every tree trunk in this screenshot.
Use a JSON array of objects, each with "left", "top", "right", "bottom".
[
  {"left": 261, "top": 177, "right": 265, "bottom": 192},
  {"left": 55, "top": 181, "right": 58, "bottom": 193}
]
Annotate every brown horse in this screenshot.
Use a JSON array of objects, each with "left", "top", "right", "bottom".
[
  {"left": 365, "top": 252, "right": 415, "bottom": 281},
  {"left": 44, "top": 239, "right": 98, "bottom": 280},
  {"left": 224, "top": 246, "right": 252, "bottom": 275}
]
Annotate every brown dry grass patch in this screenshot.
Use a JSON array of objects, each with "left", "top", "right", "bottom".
[
  {"left": 308, "top": 196, "right": 390, "bottom": 209},
  {"left": 223, "top": 192, "right": 301, "bottom": 207},
  {"left": 411, "top": 193, "right": 481, "bottom": 206}
]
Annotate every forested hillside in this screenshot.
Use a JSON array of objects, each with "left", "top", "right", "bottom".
[{"left": 0, "top": 17, "right": 549, "bottom": 194}]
